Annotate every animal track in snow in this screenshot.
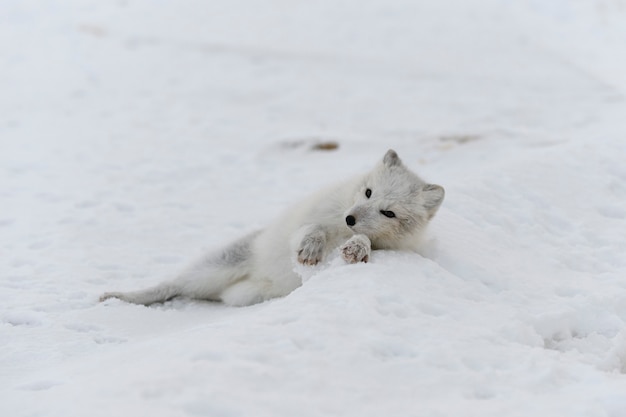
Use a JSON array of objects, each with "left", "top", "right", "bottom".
[
  {"left": 17, "top": 379, "right": 64, "bottom": 391},
  {"left": 94, "top": 335, "right": 128, "bottom": 344},
  {"left": 2, "top": 311, "right": 44, "bottom": 327}
]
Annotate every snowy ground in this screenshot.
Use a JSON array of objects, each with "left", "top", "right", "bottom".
[{"left": 2, "top": 0, "right": 626, "bottom": 416}]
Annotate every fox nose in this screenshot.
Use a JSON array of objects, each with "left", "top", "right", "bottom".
[{"left": 346, "top": 215, "right": 356, "bottom": 226}]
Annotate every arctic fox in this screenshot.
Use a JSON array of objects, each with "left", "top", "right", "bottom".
[{"left": 100, "top": 149, "right": 444, "bottom": 307}]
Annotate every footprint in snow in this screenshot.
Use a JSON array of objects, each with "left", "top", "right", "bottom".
[
  {"left": 64, "top": 322, "right": 102, "bottom": 333},
  {"left": 94, "top": 335, "right": 128, "bottom": 344},
  {"left": 3, "top": 311, "right": 44, "bottom": 327},
  {"left": 17, "top": 380, "right": 64, "bottom": 391}
]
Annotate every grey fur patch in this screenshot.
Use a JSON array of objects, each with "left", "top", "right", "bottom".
[
  {"left": 215, "top": 231, "right": 259, "bottom": 266},
  {"left": 383, "top": 149, "right": 401, "bottom": 167}
]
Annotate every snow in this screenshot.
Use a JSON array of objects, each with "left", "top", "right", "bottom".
[{"left": 1, "top": 0, "right": 626, "bottom": 416}]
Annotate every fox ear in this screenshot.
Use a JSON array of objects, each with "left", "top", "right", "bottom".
[
  {"left": 383, "top": 149, "right": 401, "bottom": 167},
  {"left": 422, "top": 184, "right": 445, "bottom": 219}
]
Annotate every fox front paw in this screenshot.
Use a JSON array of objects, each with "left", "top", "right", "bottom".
[
  {"left": 297, "top": 236, "right": 325, "bottom": 266},
  {"left": 340, "top": 235, "right": 371, "bottom": 264}
]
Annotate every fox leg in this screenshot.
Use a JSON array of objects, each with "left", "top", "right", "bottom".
[
  {"left": 293, "top": 224, "right": 327, "bottom": 266},
  {"left": 340, "top": 234, "right": 371, "bottom": 264},
  {"left": 219, "top": 279, "right": 268, "bottom": 307}
]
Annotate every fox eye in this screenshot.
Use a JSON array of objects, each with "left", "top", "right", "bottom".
[
  {"left": 380, "top": 210, "right": 396, "bottom": 218},
  {"left": 365, "top": 188, "right": 372, "bottom": 198}
]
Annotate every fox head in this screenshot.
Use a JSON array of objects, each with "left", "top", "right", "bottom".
[{"left": 344, "top": 149, "right": 445, "bottom": 249}]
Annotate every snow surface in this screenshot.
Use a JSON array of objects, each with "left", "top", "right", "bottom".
[{"left": 2, "top": 0, "right": 626, "bottom": 416}]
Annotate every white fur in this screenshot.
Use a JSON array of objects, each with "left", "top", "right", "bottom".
[{"left": 100, "top": 149, "right": 445, "bottom": 307}]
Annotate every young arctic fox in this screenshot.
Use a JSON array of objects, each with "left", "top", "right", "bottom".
[{"left": 100, "top": 149, "right": 444, "bottom": 307}]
